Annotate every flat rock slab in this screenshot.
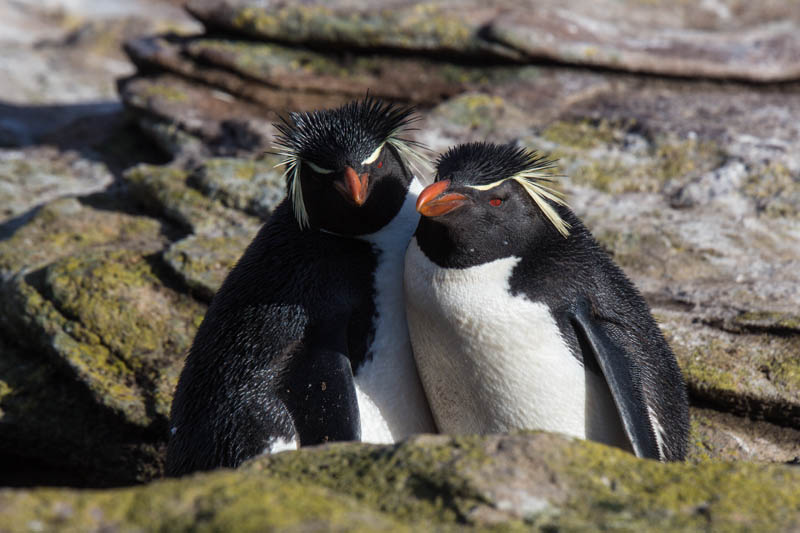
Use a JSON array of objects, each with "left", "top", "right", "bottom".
[
  {"left": 2, "top": 433, "right": 800, "bottom": 531},
  {"left": 187, "top": 0, "right": 800, "bottom": 82},
  {"left": 0, "top": 148, "right": 112, "bottom": 225}
]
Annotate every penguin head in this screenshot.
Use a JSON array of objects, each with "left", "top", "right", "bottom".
[
  {"left": 415, "top": 142, "right": 572, "bottom": 268},
  {"left": 274, "top": 96, "right": 428, "bottom": 235}
]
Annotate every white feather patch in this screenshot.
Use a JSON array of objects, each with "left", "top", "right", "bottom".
[
  {"left": 354, "top": 178, "right": 436, "bottom": 443},
  {"left": 404, "top": 240, "right": 628, "bottom": 449}
]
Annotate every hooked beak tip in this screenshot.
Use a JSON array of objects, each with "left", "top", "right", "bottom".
[{"left": 416, "top": 180, "right": 467, "bottom": 217}]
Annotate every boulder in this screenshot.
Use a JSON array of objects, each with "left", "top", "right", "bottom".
[{"left": 1, "top": 433, "right": 800, "bottom": 531}]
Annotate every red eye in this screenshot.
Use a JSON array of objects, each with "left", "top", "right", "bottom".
[
  {"left": 489, "top": 198, "right": 502, "bottom": 207},
  {"left": 377, "top": 161, "right": 383, "bottom": 168}
]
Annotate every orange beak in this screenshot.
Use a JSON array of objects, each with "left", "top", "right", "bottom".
[
  {"left": 334, "top": 166, "right": 370, "bottom": 206},
  {"left": 416, "top": 180, "right": 467, "bottom": 217}
]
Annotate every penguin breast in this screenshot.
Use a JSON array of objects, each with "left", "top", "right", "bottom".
[{"left": 404, "top": 238, "right": 613, "bottom": 440}]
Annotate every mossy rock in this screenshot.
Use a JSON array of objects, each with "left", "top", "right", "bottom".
[
  {"left": 536, "top": 119, "right": 724, "bottom": 194},
  {"left": 186, "top": 1, "right": 518, "bottom": 60},
  {"left": 3, "top": 433, "right": 800, "bottom": 531},
  {"left": 0, "top": 469, "right": 406, "bottom": 532},
  {"left": 660, "top": 311, "right": 800, "bottom": 428},
  {"left": 0, "top": 147, "right": 113, "bottom": 224},
  {"left": 688, "top": 407, "right": 800, "bottom": 463},
  {"left": 124, "top": 163, "right": 260, "bottom": 234},
  {"left": 163, "top": 229, "right": 257, "bottom": 302},
  {"left": 0, "top": 335, "right": 166, "bottom": 485},
  {"left": 188, "top": 156, "right": 285, "bottom": 219},
  {"left": 0, "top": 249, "right": 206, "bottom": 429},
  {"left": 0, "top": 197, "right": 165, "bottom": 279}
]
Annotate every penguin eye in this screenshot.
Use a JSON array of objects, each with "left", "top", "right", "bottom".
[
  {"left": 376, "top": 160, "right": 383, "bottom": 169},
  {"left": 306, "top": 161, "right": 334, "bottom": 174},
  {"left": 489, "top": 198, "right": 503, "bottom": 207}
]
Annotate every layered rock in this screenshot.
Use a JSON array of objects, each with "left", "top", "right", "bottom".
[{"left": 1, "top": 0, "right": 799, "bottom": 518}]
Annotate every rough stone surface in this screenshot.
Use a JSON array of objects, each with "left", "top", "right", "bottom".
[
  {"left": 186, "top": 0, "right": 800, "bottom": 82},
  {"left": 2, "top": 2, "right": 800, "bottom": 530},
  {"left": 2, "top": 434, "right": 800, "bottom": 531},
  {"left": 0, "top": 148, "right": 113, "bottom": 223}
]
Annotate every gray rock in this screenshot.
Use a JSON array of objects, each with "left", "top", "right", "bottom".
[
  {"left": 0, "top": 148, "right": 113, "bottom": 224},
  {"left": 4, "top": 433, "right": 800, "bottom": 531}
]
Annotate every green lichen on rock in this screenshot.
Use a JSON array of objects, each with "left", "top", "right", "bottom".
[
  {"left": 742, "top": 161, "right": 800, "bottom": 218},
  {"left": 203, "top": 2, "right": 491, "bottom": 57},
  {"left": 0, "top": 249, "right": 206, "bottom": 428},
  {"left": 427, "top": 92, "right": 532, "bottom": 144},
  {"left": 0, "top": 335, "right": 165, "bottom": 485},
  {"left": 539, "top": 119, "right": 723, "bottom": 193},
  {"left": 125, "top": 163, "right": 260, "bottom": 234},
  {"left": 0, "top": 148, "right": 113, "bottom": 222},
  {"left": 1, "top": 272, "right": 148, "bottom": 426},
  {"left": 250, "top": 435, "right": 493, "bottom": 526},
  {"left": 163, "top": 229, "right": 256, "bottom": 301},
  {"left": 2, "top": 434, "right": 800, "bottom": 530},
  {"left": 730, "top": 310, "right": 800, "bottom": 335},
  {"left": 0, "top": 470, "right": 406, "bottom": 532},
  {"left": 0, "top": 197, "right": 165, "bottom": 278},
  {"left": 189, "top": 156, "right": 285, "bottom": 219},
  {"left": 661, "top": 313, "right": 800, "bottom": 426},
  {"left": 557, "top": 437, "right": 800, "bottom": 531}
]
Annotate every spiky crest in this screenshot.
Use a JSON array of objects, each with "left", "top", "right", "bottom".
[{"left": 272, "top": 96, "right": 430, "bottom": 229}]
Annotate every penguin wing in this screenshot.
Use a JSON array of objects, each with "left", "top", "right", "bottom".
[
  {"left": 284, "top": 340, "right": 361, "bottom": 445},
  {"left": 568, "top": 297, "right": 662, "bottom": 460}
]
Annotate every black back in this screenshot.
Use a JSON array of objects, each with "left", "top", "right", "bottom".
[{"left": 166, "top": 202, "right": 376, "bottom": 475}]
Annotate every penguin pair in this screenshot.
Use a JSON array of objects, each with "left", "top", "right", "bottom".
[
  {"left": 167, "top": 97, "right": 689, "bottom": 476},
  {"left": 166, "top": 97, "right": 436, "bottom": 476},
  {"left": 404, "top": 142, "right": 690, "bottom": 461}
]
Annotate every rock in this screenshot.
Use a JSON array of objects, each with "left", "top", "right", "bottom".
[
  {"left": 188, "top": 156, "right": 285, "bottom": 220},
  {"left": 0, "top": 334, "right": 165, "bottom": 486},
  {"left": 123, "top": 163, "right": 261, "bottom": 234},
  {"left": 184, "top": 0, "right": 800, "bottom": 82},
  {"left": 185, "top": 0, "right": 521, "bottom": 60},
  {"left": 487, "top": 0, "right": 800, "bottom": 82},
  {"left": 2, "top": 433, "right": 800, "bottom": 530},
  {"left": 163, "top": 229, "right": 256, "bottom": 302},
  {"left": 689, "top": 407, "right": 800, "bottom": 463},
  {"left": 118, "top": 75, "right": 276, "bottom": 159},
  {"left": 0, "top": 148, "right": 113, "bottom": 224}
]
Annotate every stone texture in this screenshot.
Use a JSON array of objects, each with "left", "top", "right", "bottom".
[
  {"left": 488, "top": 0, "right": 800, "bottom": 82},
  {"left": 0, "top": 148, "right": 113, "bottom": 224},
  {"left": 186, "top": 0, "right": 520, "bottom": 60},
  {"left": 2, "top": 433, "right": 800, "bottom": 531},
  {"left": 185, "top": 0, "right": 800, "bottom": 82},
  {"left": 2, "top": 2, "right": 800, "bottom": 526}
]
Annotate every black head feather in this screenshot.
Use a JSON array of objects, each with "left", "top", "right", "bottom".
[
  {"left": 436, "top": 142, "right": 556, "bottom": 186},
  {"left": 436, "top": 142, "right": 570, "bottom": 237},
  {"left": 274, "top": 96, "right": 418, "bottom": 172}
]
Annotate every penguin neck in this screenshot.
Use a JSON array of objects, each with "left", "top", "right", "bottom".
[{"left": 358, "top": 177, "right": 423, "bottom": 250}]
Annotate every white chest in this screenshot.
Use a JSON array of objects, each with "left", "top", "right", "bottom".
[
  {"left": 403, "top": 239, "right": 626, "bottom": 446},
  {"left": 353, "top": 179, "right": 436, "bottom": 443}
]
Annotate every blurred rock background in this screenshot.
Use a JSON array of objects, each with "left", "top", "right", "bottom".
[{"left": 1, "top": 0, "right": 799, "bottom": 530}]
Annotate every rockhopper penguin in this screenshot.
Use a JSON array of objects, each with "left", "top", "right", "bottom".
[
  {"left": 166, "top": 97, "right": 436, "bottom": 476},
  {"left": 404, "top": 142, "right": 689, "bottom": 461}
]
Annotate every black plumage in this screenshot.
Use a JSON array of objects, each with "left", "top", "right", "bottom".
[{"left": 166, "top": 97, "right": 430, "bottom": 476}]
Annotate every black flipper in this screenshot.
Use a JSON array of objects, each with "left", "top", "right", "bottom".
[
  {"left": 284, "top": 341, "right": 361, "bottom": 445},
  {"left": 569, "top": 297, "right": 662, "bottom": 460}
]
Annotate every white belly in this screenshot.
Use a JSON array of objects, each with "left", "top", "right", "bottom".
[
  {"left": 354, "top": 178, "right": 436, "bottom": 443},
  {"left": 404, "top": 239, "right": 627, "bottom": 448}
]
